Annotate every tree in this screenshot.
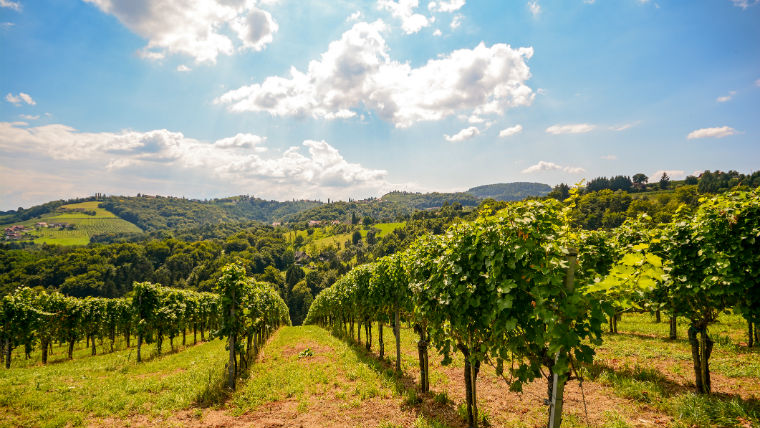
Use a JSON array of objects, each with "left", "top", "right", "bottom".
[
  {"left": 659, "top": 172, "right": 670, "bottom": 190},
  {"left": 351, "top": 230, "right": 362, "bottom": 246},
  {"left": 548, "top": 183, "right": 570, "bottom": 201},
  {"left": 632, "top": 173, "right": 648, "bottom": 190}
]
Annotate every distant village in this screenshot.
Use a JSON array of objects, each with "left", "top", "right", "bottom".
[{"left": 3, "top": 222, "right": 74, "bottom": 241}]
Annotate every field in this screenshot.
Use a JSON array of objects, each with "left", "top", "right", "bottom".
[
  {"left": 2, "top": 314, "right": 757, "bottom": 428},
  {"left": 285, "top": 222, "right": 406, "bottom": 255},
  {"left": 5, "top": 201, "right": 142, "bottom": 245}
]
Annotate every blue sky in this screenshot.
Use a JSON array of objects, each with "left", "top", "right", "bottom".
[{"left": 1, "top": 0, "right": 759, "bottom": 210}]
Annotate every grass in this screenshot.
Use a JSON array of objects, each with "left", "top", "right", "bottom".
[
  {"left": 0, "top": 339, "right": 227, "bottom": 428},
  {"left": 285, "top": 222, "right": 406, "bottom": 256},
  {"left": 231, "top": 325, "right": 399, "bottom": 412},
  {"left": 5, "top": 314, "right": 759, "bottom": 427},
  {"left": 6, "top": 201, "right": 141, "bottom": 246}
]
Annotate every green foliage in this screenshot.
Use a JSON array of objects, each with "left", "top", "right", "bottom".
[{"left": 466, "top": 182, "right": 551, "bottom": 201}]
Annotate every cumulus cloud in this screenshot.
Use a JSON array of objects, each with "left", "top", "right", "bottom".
[
  {"left": 444, "top": 126, "right": 479, "bottom": 142},
  {"left": 686, "top": 126, "right": 738, "bottom": 139},
  {"left": 716, "top": 90, "right": 736, "bottom": 103},
  {"left": 0, "top": 0, "right": 21, "bottom": 11},
  {"left": 347, "top": 10, "right": 362, "bottom": 22},
  {"left": 600, "top": 154, "right": 617, "bottom": 160},
  {"left": 0, "top": 122, "right": 389, "bottom": 202},
  {"left": 610, "top": 122, "right": 637, "bottom": 131},
  {"left": 730, "top": 0, "right": 759, "bottom": 9},
  {"left": 217, "top": 21, "right": 534, "bottom": 128},
  {"left": 521, "top": 161, "right": 585, "bottom": 174},
  {"left": 450, "top": 14, "right": 462, "bottom": 29},
  {"left": 528, "top": 1, "right": 541, "bottom": 16},
  {"left": 432, "top": 28, "right": 442, "bottom": 36},
  {"left": 498, "top": 124, "right": 522, "bottom": 137},
  {"left": 5, "top": 92, "right": 35, "bottom": 106},
  {"left": 428, "top": 0, "right": 465, "bottom": 13},
  {"left": 83, "top": 0, "right": 278, "bottom": 63},
  {"left": 19, "top": 114, "right": 40, "bottom": 120},
  {"left": 377, "top": 0, "right": 429, "bottom": 34},
  {"left": 652, "top": 169, "right": 685, "bottom": 180},
  {"left": 545, "top": 123, "right": 594, "bottom": 134},
  {"left": 176, "top": 64, "right": 191, "bottom": 72}
]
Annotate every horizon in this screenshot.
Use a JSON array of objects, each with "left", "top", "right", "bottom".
[{"left": 2, "top": 0, "right": 759, "bottom": 211}]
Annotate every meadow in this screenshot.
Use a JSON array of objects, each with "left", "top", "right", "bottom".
[{"left": 6, "top": 201, "right": 142, "bottom": 245}]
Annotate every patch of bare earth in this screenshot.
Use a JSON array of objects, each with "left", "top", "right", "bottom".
[{"left": 432, "top": 364, "right": 671, "bottom": 428}]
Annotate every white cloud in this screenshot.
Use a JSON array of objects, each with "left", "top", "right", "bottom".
[
  {"left": 444, "top": 126, "right": 479, "bottom": 142},
  {"left": 545, "top": 123, "right": 594, "bottom": 134},
  {"left": 716, "top": 90, "right": 736, "bottom": 103},
  {"left": 19, "top": 114, "right": 40, "bottom": 120},
  {"left": 686, "top": 126, "right": 738, "bottom": 139},
  {"left": 428, "top": 0, "right": 465, "bottom": 13},
  {"left": 377, "top": 0, "right": 429, "bottom": 34},
  {"left": 176, "top": 64, "right": 191, "bottom": 72},
  {"left": 0, "top": 0, "right": 21, "bottom": 11},
  {"left": 83, "top": 0, "right": 278, "bottom": 64},
  {"left": 0, "top": 121, "right": 390, "bottom": 203},
  {"left": 528, "top": 1, "right": 541, "bottom": 16},
  {"left": 450, "top": 14, "right": 462, "bottom": 29},
  {"left": 217, "top": 21, "right": 534, "bottom": 128},
  {"left": 432, "top": 28, "right": 442, "bottom": 36},
  {"left": 652, "top": 169, "right": 685, "bottom": 180},
  {"left": 610, "top": 122, "right": 637, "bottom": 131},
  {"left": 730, "top": 0, "right": 759, "bottom": 9},
  {"left": 5, "top": 92, "right": 36, "bottom": 106},
  {"left": 600, "top": 154, "right": 617, "bottom": 160},
  {"left": 347, "top": 10, "right": 362, "bottom": 22},
  {"left": 755, "top": 78, "right": 760, "bottom": 87},
  {"left": 498, "top": 124, "right": 523, "bottom": 137},
  {"left": 521, "top": 161, "right": 585, "bottom": 174}
]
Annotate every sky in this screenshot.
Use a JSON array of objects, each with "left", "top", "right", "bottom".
[{"left": 1, "top": 0, "right": 759, "bottom": 210}]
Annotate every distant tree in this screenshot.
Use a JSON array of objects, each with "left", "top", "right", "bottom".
[
  {"left": 684, "top": 175, "right": 698, "bottom": 185},
  {"left": 285, "top": 265, "right": 305, "bottom": 288},
  {"left": 548, "top": 183, "right": 570, "bottom": 201},
  {"left": 351, "top": 230, "right": 362, "bottom": 245},
  {"left": 293, "top": 235, "right": 304, "bottom": 248},
  {"left": 586, "top": 177, "right": 611, "bottom": 193},
  {"left": 366, "top": 229, "right": 377, "bottom": 246},
  {"left": 659, "top": 172, "right": 671, "bottom": 190},
  {"left": 288, "top": 280, "right": 313, "bottom": 326},
  {"left": 632, "top": 173, "right": 648, "bottom": 190},
  {"left": 362, "top": 216, "right": 374, "bottom": 226},
  {"left": 610, "top": 175, "right": 633, "bottom": 192}
]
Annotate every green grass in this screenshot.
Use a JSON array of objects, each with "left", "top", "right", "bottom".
[
  {"left": 286, "top": 222, "right": 406, "bottom": 256},
  {"left": 5, "top": 201, "right": 142, "bottom": 245},
  {"left": 0, "top": 339, "right": 227, "bottom": 428},
  {"left": 231, "top": 325, "right": 399, "bottom": 412}
]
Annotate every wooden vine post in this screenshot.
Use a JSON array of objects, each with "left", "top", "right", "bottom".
[
  {"left": 548, "top": 248, "right": 577, "bottom": 428},
  {"left": 228, "top": 286, "right": 236, "bottom": 390}
]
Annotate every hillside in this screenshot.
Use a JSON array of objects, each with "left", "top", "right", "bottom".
[
  {"left": 1, "top": 183, "right": 553, "bottom": 234},
  {"left": 100, "top": 195, "right": 322, "bottom": 231},
  {"left": 2, "top": 201, "right": 142, "bottom": 245},
  {"left": 466, "top": 182, "right": 551, "bottom": 201}
]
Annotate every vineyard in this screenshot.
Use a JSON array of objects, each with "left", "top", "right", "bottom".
[
  {"left": 6, "top": 202, "right": 142, "bottom": 246},
  {"left": 1, "top": 189, "right": 759, "bottom": 427}
]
